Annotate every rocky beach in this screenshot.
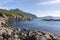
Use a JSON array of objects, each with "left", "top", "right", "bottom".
[
  {"left": 0, "top": 27, "right": 60, "bottom": 40},
  {"left": 0, "top": 12, "right": 60, "bottom": 40}
]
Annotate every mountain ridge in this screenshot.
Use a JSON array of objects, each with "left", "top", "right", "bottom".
[{"left": 0, "top": 8, "right": 37, "bottom": 21}]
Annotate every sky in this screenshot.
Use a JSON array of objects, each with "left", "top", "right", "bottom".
[{"left": 0, "top": 0, "right": 60, "bottom": 17}]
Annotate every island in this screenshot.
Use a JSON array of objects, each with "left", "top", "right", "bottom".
[{"left": 41, "top": 16, "right": 60, "bottom": 21}]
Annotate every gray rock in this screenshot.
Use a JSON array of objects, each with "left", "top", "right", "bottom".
[
  {"left": 0, "top": 36, "right": 3, "bottom": 40},
  {"left": 41, "top": 36, "right": 47, "bottom": 40},
  {"left": 44, "top": 33, "right": 51, "bottom": 40},
  {"left": 0, "top": 27, "right": 60, "bottom": 40}
]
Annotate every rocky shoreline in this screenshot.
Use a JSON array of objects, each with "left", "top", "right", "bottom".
[
  {"left": 0, "top": 14, "right": 60, "bottom": 40},
  {"left": 0, "top": 27, "right": 60, "bottom": 40}
]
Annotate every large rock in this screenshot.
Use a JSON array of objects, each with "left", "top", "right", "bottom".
[
  {"left": 0, "top": 36, "right": 3, "bottom": 40},
  {"left": 0, "top": 15, "right": 8, "bottom": 27},
  {"left": 0, "top": 27, "right": 60, "bottom": 40},
  {"left": 44, "top": 33, "right": 51, "bottom": 40}
]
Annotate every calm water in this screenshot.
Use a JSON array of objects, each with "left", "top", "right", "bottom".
[{"left": 12, "top": 18, "right": 60, "bottom": 35}]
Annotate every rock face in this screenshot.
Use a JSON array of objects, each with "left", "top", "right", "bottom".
[
  {"left": 0, "top": 14, "right": 8, "bottom": 27},
  {"left": 0, "top": 28, "right": 60, "bottom": 40}
]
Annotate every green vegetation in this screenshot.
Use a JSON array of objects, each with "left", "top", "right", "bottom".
[
  {"left": 0, "top": 8, "right": 37, "bottom": 19},
  {"left": 0, "top": 8, "right": 37, "bottom": 27}
]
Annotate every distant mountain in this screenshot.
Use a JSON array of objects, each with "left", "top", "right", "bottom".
[
  {"left": 0, "top": 8, "right": 37, "bottom": 20},
  {"left": 40, "top": 16, "right": 60, "bottom": 21},
  {"left": 40, "top": 16, "right": 53, "bottom": 19}
]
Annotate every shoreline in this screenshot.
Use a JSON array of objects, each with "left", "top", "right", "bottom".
[
  {"left": 0, "top": 14, "right": 60, "bottom": 40},
  {"left": 0, "top": 27, "right": 60, "bottom": 40}
]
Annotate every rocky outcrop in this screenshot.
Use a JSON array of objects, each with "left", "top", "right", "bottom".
[
  {"left": 0, "top": 28, "right": 60, "bottom": 40},
  {"left": 0, "top": 14, "right": 8, "bottom": 27}
]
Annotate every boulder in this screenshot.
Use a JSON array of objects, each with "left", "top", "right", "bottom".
[
  {"left": 44, "top": 33, "right": 51, "bottom": 40},
  {"left": 0, "top": 36, "right": 3, "bottom": 40}
]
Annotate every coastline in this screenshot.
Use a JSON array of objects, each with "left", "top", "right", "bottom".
[
  {"left": 0, "top": 14, "right": 60, "bottom": 40},
  {"left": 0, "top": 27, "right": 60, "bottom": 40}
]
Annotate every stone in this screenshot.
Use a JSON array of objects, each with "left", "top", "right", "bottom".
[
  {"left": 0, "top": 27, "right": 60, "bottom": 40},
  {"left": 0, "top": 36, "right": 3, "bottom": 40},
  {"left": 41, "top": 36, "right": 47, "bottom": 40},
  {"left": 44, "top": 33, "right": 51, "bottom": 40}
]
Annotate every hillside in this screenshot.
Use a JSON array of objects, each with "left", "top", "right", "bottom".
[{"left": 0, "top": 8, "right": 37, "bottom": 21}]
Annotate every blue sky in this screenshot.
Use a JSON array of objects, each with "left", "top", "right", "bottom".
[{"left": 0, "top": 0, "right": 60, "bottom": 17}]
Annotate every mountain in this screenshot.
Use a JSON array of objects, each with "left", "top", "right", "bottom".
[
  {"left": 0, "top": 8, "right": 37, "bottom": 21},
  {"left": 40, "top": 16, "right": 53, "bottom": 19},
  {"left": 41, "top": 16, "right": 60, "bottom": 21}
]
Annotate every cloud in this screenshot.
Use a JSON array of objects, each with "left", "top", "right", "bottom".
[
  {"left": 38, "top": 0, "right": 60, "bottom": 5},
  {"left": 0, "top": 6, "right": 11, "bottom": 9},
  {"left": 0, "top": 6, "right": 8, "bottom": 9},
  {"left": 0, "top": 0, "right": 14, "bottom": 9},
  {"left": 0, "top": 0, "right": 14, "bottom": 5},
  {"left": 35, "top": 10, "right": 60, "bottom": 17}
]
